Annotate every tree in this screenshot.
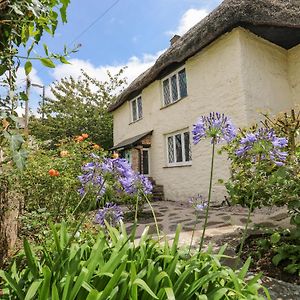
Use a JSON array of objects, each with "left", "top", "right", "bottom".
[
  {"left": 30, "top": 70, "right": 126, "bottom": 149},
  {"left": 0, "top": 0, "right": 71, "bottom": 266}
]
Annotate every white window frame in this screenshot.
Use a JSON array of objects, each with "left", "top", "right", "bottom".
[
  {"left": 165, "top": 129, "right": 192, "bottom": 167},
  {"left": 161, "top": 67, "right": 187, "bottom": 107},
  {"left": 130, "top": 95, "right": 143, "bottom": 123}
]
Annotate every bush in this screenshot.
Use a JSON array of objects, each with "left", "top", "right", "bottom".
[{"left": 0, "top": 223, "right": 270, "bottom": 299}]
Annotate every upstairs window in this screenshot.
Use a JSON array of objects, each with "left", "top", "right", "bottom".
[
  {"left": 162, "top": 68, "right": 187, "bottom": 106},
  {"left": 166, "top": 129, "right": 192, "bottom": 166},
  {"left": 130, "top": 96, "right": 143, "bottom": 122}
]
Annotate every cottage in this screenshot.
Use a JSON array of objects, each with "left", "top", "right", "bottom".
[{"left": 109, "top": 0, "right": 300, "bottom": 203}]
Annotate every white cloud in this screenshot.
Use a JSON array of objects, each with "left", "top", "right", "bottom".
[
  {"left": 168, "top": 8, "right": 208, "bottom": 36},
  {"left": 50, "top": 49, "right": 165, "bottom": 87}
]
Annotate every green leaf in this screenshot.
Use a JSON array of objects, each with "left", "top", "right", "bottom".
[
  {"left": 24, "top": 239, "right": 39, "bottom": 279},
  {"left": 69, "top": 268, "right": 88, "bottom": 300},
  {"left": 238, "top": 257, "right": 251, "bottom": 280},
  {"left": 98, "top": 262, "right": 126, "bottom": 300},
  {"left": 39, "top": 266, "right": 51, "bottom": 300},
  {"left": 25, "top": 61, "right": 32, "bottom": 76},
  {"left": 0, "top": 64, "right": 6, "bottom": 76},
  {"left": 20, "top": 91, "right": 29, "bottom": 101},
  {"left": 13, "top": 149, "right": 28, "bottom": 170},
  {"left": 0, "top": 270, "right": 25, "bottom": 299},
  {"left": 207, "top": 287, "right": 228, "bottom": 300},
  {"left": 25, "top": 280, "right": 42, "bottom": 300},
  {"left": 60, "top": 56, "right": 71, "bottom": 64},
  {"left": 272, "top": 253, "right": 285, "bottom": 266},
  {"left": 52, "top": 284, "right": 60, "bottom": 300},
  {"left": 86, "top": 289, "right": 101, "bottom": 300},
  {"left": 10, "top": 134, "right": 24, "bottom": 151},
  {"left": 40, "top": 58, "right": 56, "bottom": 68},
  {"left": 133, "top": 278, "right": 158, "bottom": 299},
  {"left": 270, "top": 232, "right": 281, "bottom": 244},
  {"left": 164, "top": 287, "right": 175, "bottom": 300},
  {"left": 43, "top": 44, "right": 49, "bottom": 56}
]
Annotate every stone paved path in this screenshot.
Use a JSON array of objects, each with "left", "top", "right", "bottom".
[{"left": 125, "top": 200, "right": 290, "bottom": 237}]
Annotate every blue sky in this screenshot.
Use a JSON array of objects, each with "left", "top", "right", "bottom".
[{"left": 21, "top": 0, "right": 222, "bottom": 112}]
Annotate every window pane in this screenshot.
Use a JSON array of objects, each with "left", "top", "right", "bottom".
[
  {"left": 175, "top": 134, "right": 183, "bottom": 162},
  {"left": 137, "top": 97, "right": 143, "bottom": 119},
  {"left": 132, "top": 100, "right": 137, "bottom": 121},
  {"left": 184, "top": 132, "right": 192, "bottom": 161},
  {"left": 168, "top": 136, "right": 174, "bottom": 163},
  {"left": 163, "top": 79, "right": 171, "bottom": 105},
  {"left": 178, "top": 69, "right": 187, "bottom": 98},
  {"left": 171, "top": 75, "right": 178, "bottom": 102}
]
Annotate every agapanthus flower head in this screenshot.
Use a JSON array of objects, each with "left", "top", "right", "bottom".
[
  {"left": 189, "top": 194, "right": 207, "bottom": 214},
  {"left": 78, "top": 155, "right": 153, "bottom": 200},
  {"left": 95, "top": 203, "right": 123, "bottom": 226},
  {"left": 119, "top": 173, "right": 153, "bottom": 195},
  {"left": 192, "top": 112, "right": 236, "bottom": 144},
  {"left": 236, "top": 128, "right": 288, "bottom": 166}
]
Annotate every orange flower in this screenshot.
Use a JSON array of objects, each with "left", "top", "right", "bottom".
[
  {"left": 112, "top": 152, "right": 119, "bottom": 159},
  {"left": 93, "top": 144, "right": 100, "bottom": 150},
  {"left": 82, "top": 133, "right": 89, "bottom": 139},
  {"left": 49, "top": 169, "right": 59, "bottom": 177},
  {"left": 60, "top": 150, "right": 69, "bottom": 157},
  {"left": 75, "top": 136, "right": 84, "bottom": 142}
]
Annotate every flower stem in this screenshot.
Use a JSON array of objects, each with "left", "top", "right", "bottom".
[
  {"left": 188, "top": 215, "right": 198, "bottom": 255},
  {"left": 235, "top": 181, "right": 256, "bottom": 270},
  {"left": 134, "top": 195, "right": 139, "bottom": 222},
  {"left": 198, "top": 140, "right": 216, "bottom": 252},
  {"left": 143, "top": 191, "right": 160, "bottom": 240}
]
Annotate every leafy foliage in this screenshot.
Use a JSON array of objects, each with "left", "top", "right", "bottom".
[
  {"left": 0, "top": 0, "right": 72, "bottom": 79},
  {"left": 0, "top": 112, "right": 28, "bottom": 171},
  {"left": 19, "top": 136, "right": 106, "bottom": 228},
  {"left": 30, "top": 70, "right": 126, "bottom": 149},
  {"left": 0, "top": 222, "right": 270, "bottom": 299}
]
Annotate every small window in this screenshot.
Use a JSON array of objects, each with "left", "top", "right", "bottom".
[
  {"left": 130, "top": 96, "right": 143, "bottom": 122},
  {"left": 166, "top": 130, "right": 192, "bottom": 166},
  {"left": 162, "top": 68, "right": 187, "bottom": 106}
]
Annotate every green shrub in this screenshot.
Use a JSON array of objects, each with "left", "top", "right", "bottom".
[
  {"left": 0, "top": 223, "right": 270, "bottom": 299},
  {"left": 21, "top": 136, "right": 106, "bottom": 216}
]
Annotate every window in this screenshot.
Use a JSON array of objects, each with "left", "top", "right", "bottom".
[
  {"left": 166, "top": 130, "right": 192, "bottom": 166},
  {"left": 130, "top": 96, "right": 142, "bottom": 122},
  {"left": 162, "top": 68, "right": 187, "bottom": 106}
]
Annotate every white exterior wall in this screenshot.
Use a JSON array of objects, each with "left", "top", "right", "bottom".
[
  {"left": 113, "top": 27, "right": 298, "bottom": 202},
  {"left": 238, "top": 29, "right": 294, "bottom": 124},
  {"left": 288, "top": 44, "right": 300, "bottom": 106}
]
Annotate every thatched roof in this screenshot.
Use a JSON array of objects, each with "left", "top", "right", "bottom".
[{"left": 109, "top": 0, "right": 300, "bottom": 112}]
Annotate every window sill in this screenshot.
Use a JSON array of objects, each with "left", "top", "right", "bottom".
[
  {"left": 129, "top": 118, "right": 143, "bottom": 125},
  {"left": 160, "top": 95, "right": 188, "bottom": 110},
  {"left": 163, "top": 163, "right": 192, "bottom": 169}
]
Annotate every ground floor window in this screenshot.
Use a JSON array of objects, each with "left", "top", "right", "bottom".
[{"left": 166, "top": 129, "right": 192, "bottom": 166}]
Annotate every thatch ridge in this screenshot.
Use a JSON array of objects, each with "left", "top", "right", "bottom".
[{"left": 109, "top": 0, "right": 300, "bottom": 112}]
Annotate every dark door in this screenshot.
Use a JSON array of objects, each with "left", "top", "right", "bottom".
[{"left": 142, "top": 149, "right": 150, "bottom": 175}]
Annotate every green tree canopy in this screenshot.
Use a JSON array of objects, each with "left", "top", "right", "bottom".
[{"left": 30, "top": 70, "right": 126, "bottom": 149}]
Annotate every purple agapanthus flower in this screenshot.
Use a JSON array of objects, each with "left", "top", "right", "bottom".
[
  {"left": 119, "top": 173, "right": 153, "bottom": 195},
  {"left": 192, "top": 112, "right": 236, "bottom": 144},
  {"left": 78, "top": 155, "right": 153, "bottom": 199},
  {"left": 236, "top": 128, "right": 288, "bottom": 166},
  {"left": 95, "top": 203, "right": 123, "bottom": 226},
  {"left": 189, "top": 194, "right": 207, "bottom": 214}
]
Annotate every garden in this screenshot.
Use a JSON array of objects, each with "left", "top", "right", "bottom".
[{"left": 1, "top": 0, "right": 300, "bottom": 299}]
